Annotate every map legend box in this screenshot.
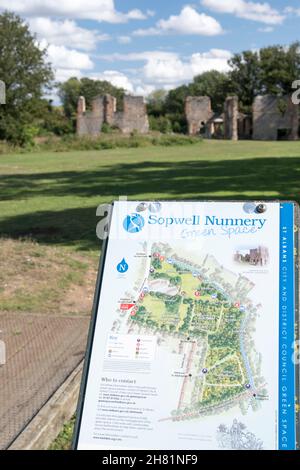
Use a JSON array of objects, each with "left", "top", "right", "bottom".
[{"left": 105, "top": 334, "right": 156, "bottom": 361}]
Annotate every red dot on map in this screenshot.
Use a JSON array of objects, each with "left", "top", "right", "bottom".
[
  {"left": 195, "top": 291, "right": 201, "bottom": 297},
  {"left": 160, "top": 256, "right": 165, "bottom": 261},
  {"left": 235, "top": 302, "right": 240, "bottom": 308},
  {"left": 131, "top": 312, "right": 136, "bottom": 317}
]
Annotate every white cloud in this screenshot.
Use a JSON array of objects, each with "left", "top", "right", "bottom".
[
  {"left": 99, "top": 51, "right": 180, "bottom": 62},
  {"left": 99, "top": 49, "right": 232, "bottom": 85},
  {"left": 87, "top": 48, "right": 232, "bottom": 97},
  {"left": 125, "top": 9, "right": 148, "bottom": 21},
  {"left": 285, "top": 6, "right": 300, "bottom": 16},
  {"left": 54, "top": 68, "right": 83, "bottom": 82},
  {"left": 143, "top": 49, "right": 232, "bottom": 84},
  {"left": 147, "top": 10, "right": 156, "bottom": 17},
  {"left": 40, "top": 41, "right": 93, "bottom": 82},
  {"left": 52, "top": 47, "right": 232, "bottom": 98},
  {"left": 135, "top": 84, "right": 156, "bottom": 96},
  {"left": 117, "top": 36, "right": 132, "bottom": 45},
  {"left": 201, "top": 0, "right": 285, "bottom": 25},
  {"left": 44, "top": 43, "right": 94, "bottom": 71},
  {"left": 133, "top": 6, "right": 224, "bottom": 36},
  {"left": 29, "top": 18, "right": 109, "bottom": 51},
  {"left": 91, "top": 71, "right": 134, "bottom": 93},
  {"left": 0, "top": 0, "right": 148, "bottom": 23},
  {"left": 80, "top": 72, "right": 156, "bottom": 97},
  {"left": 258, "top": 26, "right": 274, "bottom": 33}
]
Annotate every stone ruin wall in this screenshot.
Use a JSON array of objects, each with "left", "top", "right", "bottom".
[
  {"left": 77, "top": 90, "right": 299, "bottom": 141},
  {"left": 185, "top": 93, "right": 299, "bottom": 141},
  {"left": 76, "top": 96, "right": 104, "bottom": 137},
  {"left": 224, "top": 96, "right": 238, "bottom": 141},
  {"left": 185, "top": 95, "right": 240, "bottom": 140},
  {"left": 185, "top": 96, "right": 213, "bottom": 136},
  {"left": 76, "top": 94, "right": 149, "bottom": 137},
  {"left": 252, "top": 95, "right": 299, "bottom": 141}
]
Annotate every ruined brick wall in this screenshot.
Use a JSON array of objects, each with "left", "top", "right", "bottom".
[
  {"left": 118, "top": 96, "right": 149, "bottom": 134},
  {"left": 76, "top": 94, "right": 149, "bottom": 136},
  {"left": 224, "top": 96, "right": 238, "bottom": 140},
  {"left": 253, "top": 95, "right": 299, "bottom": 140},
  {"left": 104, "top": 94, "right": 117, "bottom": 126},
  {"left": 185, "top": 96, "right": 213, "bottom": 135},
  {"left": 76, "top": 95, "right": 104, "bottom": 137}
]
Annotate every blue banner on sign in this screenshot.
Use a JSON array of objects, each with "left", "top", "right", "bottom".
[{"left": 278, "top": 203, "right": 296, "bottom": 450}]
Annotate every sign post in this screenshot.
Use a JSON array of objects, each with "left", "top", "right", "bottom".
[{"left": 73, "top": 200, "right": 299, "bottom": 450}]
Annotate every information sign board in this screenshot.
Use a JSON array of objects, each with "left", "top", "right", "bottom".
[{"left": 74, "top": 201, "right": 299, "bottom": 450}]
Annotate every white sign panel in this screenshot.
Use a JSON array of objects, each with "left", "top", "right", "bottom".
[{"left": 74, "top": 201, "right": 299, "bottom": 450}]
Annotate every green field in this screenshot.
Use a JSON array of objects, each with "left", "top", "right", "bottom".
[{"left": 1, "top": 140, "right": 300, "bottom": 254}]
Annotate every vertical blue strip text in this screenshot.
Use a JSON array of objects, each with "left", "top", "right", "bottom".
[{"left": 279, "top": 203, "right": 295, "bottom": 450}]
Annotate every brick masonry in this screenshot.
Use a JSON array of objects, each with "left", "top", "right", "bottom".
[
  {"left": 77, "top": 94, "right": 149, "bottom": 136},
  {"left": 185, "top": 96, "right": 213, "bottom": 136},
  {"left": 224, "top": 96, "right": 238, "bottom": 141},
  {"left": 252, "top": 95, "right": 299, "bottom": 141}
]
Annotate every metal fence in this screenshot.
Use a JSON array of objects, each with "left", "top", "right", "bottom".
[{"left": 0, "top": 313, "right": 89, "bottom": 449}]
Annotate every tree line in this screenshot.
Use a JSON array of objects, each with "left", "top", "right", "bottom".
[
  {"left": 148, "top": 43, "right": 300, "bottom": 133},
  {"left": 1, "top": 11, "right": 300, "bottom": 144}
]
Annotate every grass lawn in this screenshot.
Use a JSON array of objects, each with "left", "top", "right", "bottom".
[
  {"left": 1, "top": 139, "right": 300, "bottom": 254},
  {"left": 49, "top": 417, "right": 75, "bottom": 450},
  {"left": 1, "top": 138, "right": 299, "bottom": 448}
]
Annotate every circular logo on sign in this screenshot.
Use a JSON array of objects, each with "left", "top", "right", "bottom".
[{"left": 123, "top": 213, "right": 145, "bottom": 233}]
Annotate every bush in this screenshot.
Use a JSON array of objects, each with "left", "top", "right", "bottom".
[
  {"left": 41, "top": 109, "right": 73, "bottom": 136},
  {"left": 101, "top": 123, "right": 113, "bottom": 134},
  {"left": 149, "top": 115, "right": 172, "bottom": 134},
  {"left": 151, "top": 135, "right": 201, "bottom": 146},
  {"left": 0, "top": 133, "right": 202, "bottom": 154}
]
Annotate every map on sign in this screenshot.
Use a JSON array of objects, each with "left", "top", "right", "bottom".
[
  {"left": 74, "top": 201, "right": 299, "bottom": 451},
  {"left": 129, "top": 242, "right": 262, "bottom": 420}
]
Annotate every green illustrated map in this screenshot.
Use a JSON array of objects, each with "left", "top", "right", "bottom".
[{"left": 118, "top": 242, "right": 268, "bottom": 420}]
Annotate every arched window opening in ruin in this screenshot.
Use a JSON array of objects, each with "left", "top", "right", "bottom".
[{"left": 199, "top": 121, "right": 207, "bottom": 136}]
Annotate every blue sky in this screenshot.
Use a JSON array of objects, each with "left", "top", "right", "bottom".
[{"left": 0, "top": 0, "right": 300, "bottom": 95}]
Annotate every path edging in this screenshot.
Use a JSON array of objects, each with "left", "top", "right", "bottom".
[{"left": 8, "top": 361, "right": 83, "bottom": 450}]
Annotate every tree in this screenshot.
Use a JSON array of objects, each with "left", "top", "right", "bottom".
[
  {"left": 189, "top": 71, "right": 232, "bottom": 113},
  {"left": 229, "top": 43, "right": 300, "bottom": 111},
  {"left": 57, "top": 77, "right": 81, "bottom": 120},
  {"left": 259, "top": 42, "right": 300, "bottom": 95},
  {"left": 165, "top": 84, "right": 189, "bottom": 115},
  {"left": 37, "top": 100, "right": 73, "bottom": 136},
  {"left": 0, "top": 12, "right": 53, "bottom": 144},
  {"left": 229, "top": 50, "right": 261, "bottom": 111},
  {"left": 147, "top": 89, "right": 168, "bottom": 117},
  {"left": 162, "top": 72, "right": 232, "bottom": 133},
  {"left": 58, "top": 77, "right": 125, "bottom": 124}
]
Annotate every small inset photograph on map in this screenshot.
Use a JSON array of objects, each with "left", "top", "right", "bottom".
[{"left": 234, "top": 246, "right": 269, "bottom": 267}]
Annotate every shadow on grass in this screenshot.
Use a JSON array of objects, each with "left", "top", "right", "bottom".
[{"left": 1, "top": 156, "right": 300, "bottom": 251}]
